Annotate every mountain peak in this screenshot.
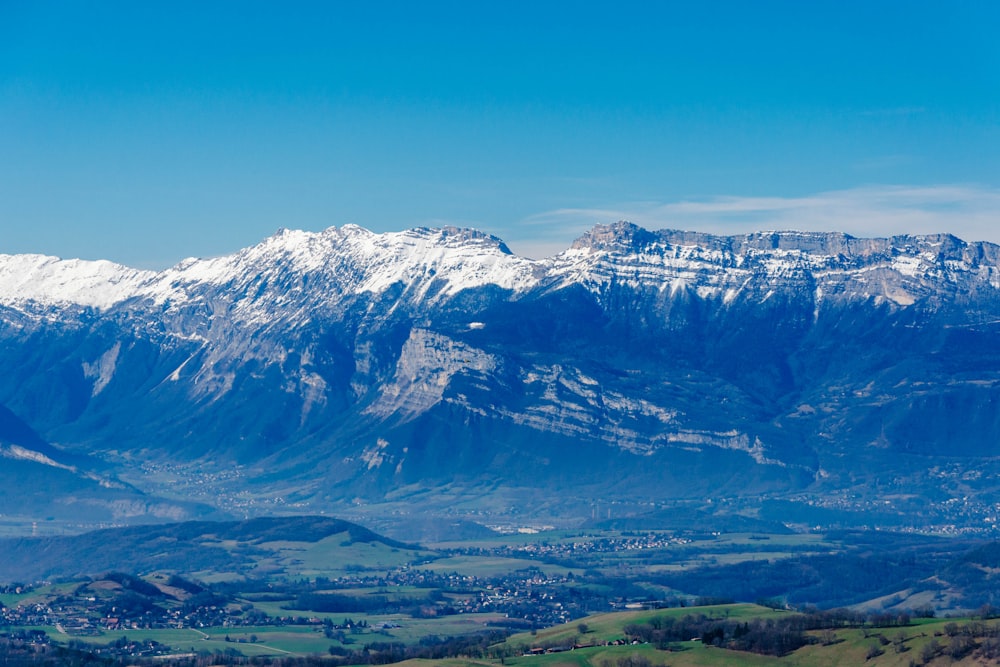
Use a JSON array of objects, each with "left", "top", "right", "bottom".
[
  {"left": 4, "top": 224, "right": 999, "bottom": 319},
  {"left": 0, "top": 253, "right": 155, "bottom": 310},
  {"left": 262, "top": 224, "right": 514, "bottom": 256},
  {"left": 570, "top": 221, "right": 658, "bottom": 252},
  {"left": 390, "top": 226, "right": 514, "bottom": 255},
  {"left": 568, "top": 224, "right": 990, "bottom": 262},
  {"left": 6, "top": 220, "right": 1000, "bottom": 533}
]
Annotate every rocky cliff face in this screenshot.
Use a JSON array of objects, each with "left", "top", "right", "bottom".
[{"left": 2, "top": 222, "right": 1000, "bottom": 532}]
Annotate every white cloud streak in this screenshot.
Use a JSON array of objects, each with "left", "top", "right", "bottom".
[{"left": 509, "top": 184, "right": 1000, "bottom": 258}]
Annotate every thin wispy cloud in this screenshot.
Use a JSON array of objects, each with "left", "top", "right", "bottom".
[{"left": 511, "top": 185, "right": 1000, "bottom": 257}]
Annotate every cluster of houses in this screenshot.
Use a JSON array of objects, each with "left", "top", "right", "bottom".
[
  {"left": 1, "top": 595, "right": 253, "bottom": 635},
  {"left": 450, "top": 531, "right": 690, "bottom": 561}
]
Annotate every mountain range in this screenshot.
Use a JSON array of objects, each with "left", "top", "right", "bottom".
[{"left": 2, "top": 222, "right": 999, "bottom": 538}]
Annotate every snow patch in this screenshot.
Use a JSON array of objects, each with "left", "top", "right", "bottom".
[
  {"left": 361, "top": 437, "right": 391, "bottom": 469},
  {"left": 1, "top": 444, "right": 76, "bottom": 472},
  {"left": 82, "top": 342, "right": 121, "bottom": 396}
]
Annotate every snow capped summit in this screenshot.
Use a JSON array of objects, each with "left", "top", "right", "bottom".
[
  {"left": 552, "top": 222, "right": 1000, "bottom": 309},
  {"left": 0, "top": 225, "right": 542, "bottom": 317},
  {"left": 3, "top": 223, "right": 1000, "bottom": 321},
  {"left": 136, "top": 224, "right": 542, "bottom": 332},
  {"left": 0, "top": 253, "right": 156, "bottom": 311},
  {"left": 4, "top": 221, "right": 1000, "bottom": 527}
]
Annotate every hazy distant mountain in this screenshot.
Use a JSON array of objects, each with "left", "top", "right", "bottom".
[{"left": 2, "top": 222, "right": 999, "bottom": 535}]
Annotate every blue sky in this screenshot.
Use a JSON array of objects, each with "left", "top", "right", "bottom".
[{"left": 2, "top": 1, "right": 998, "bottom": 267}]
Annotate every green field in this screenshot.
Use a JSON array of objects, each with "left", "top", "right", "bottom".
[
  {"left": 504, "top": 604, "right": 786, "bottom": 648},
  {"left": 18, "top": 598, "right": 1000, "bottom": 664},
  {"left": 494, "top": 607, "right": 1000, "bottom": 667},
  {"left": 420, "top": 555, "right": 575, "bottom": 578},
  {"left": 492, "top": 614, "right": 995, "bottom": 667},
  {"left": 251, "top": 535, "right": 430, "bottom": 576},
  {"left": 41, "top": 625, "right": 334, "bottom": 657},
  {"left": 181, "top": 532, "right": 431, "bottom": 581},
  {"left": 4, "top": 525, "right": 998, "bottom": 664},
  {"left": 33, "top": 613, "right": 512, "bottom": 658}
]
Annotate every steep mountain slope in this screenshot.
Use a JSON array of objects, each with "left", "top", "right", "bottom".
[
  {"left": 0, "top": 402, "right": 216, "bottom": 527},
  {"left": 1, "top": 222, "right": 999, "bottom": 534}
]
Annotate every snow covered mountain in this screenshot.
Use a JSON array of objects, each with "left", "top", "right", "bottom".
[{"left": 3, "top": 222, "right": 1000, "bottom": 534}]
